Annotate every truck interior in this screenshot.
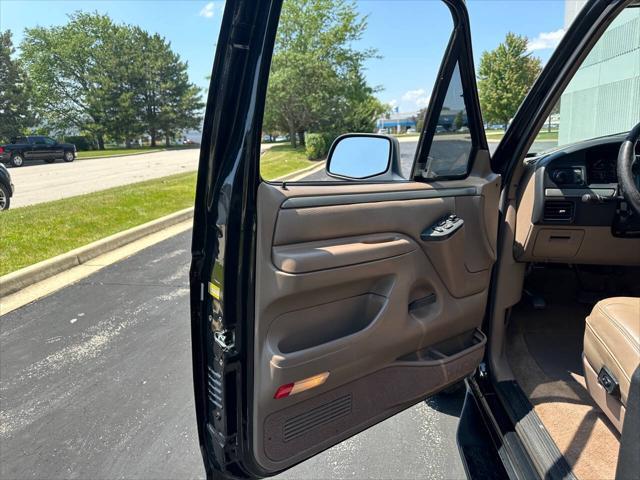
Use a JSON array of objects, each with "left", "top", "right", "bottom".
[
  {"left": 486, "top": 3, "right": 640, "bottom": 479},
  {"left": 489, "top": 132, "right": 640, "bottom": 479},
  {"left": 486, "top": 5, "right": 640, "bottom": 475}
]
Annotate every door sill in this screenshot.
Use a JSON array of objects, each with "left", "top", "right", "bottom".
[{"left": 495, "top": 380, "right": 577, "bottom": 480}]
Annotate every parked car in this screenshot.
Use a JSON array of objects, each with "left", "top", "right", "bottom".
[
  {"left": 0, "top": 163, "right": 14, "bottom": 211},
  {"left": 0, "top": 136, "right": 76, "bottom": 167},
  {"left": 435, "top": 125, "right": 446, "bottom": 133}
]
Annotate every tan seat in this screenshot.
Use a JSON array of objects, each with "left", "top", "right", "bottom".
[{"left": 583, "top": 297, "right": 640, "bottom": 432}]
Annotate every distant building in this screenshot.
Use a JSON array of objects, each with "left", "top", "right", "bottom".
[
  {"left": 559, "top": 2, "right": 640, "bottom": 144},
  {"left": 376, "top": 112, "right": 419, "bottom": 133},
  {"left": 375, "top": 108, "right": 468, "bottom": 133},
  {"left": 434, "top": 108, "right": 468, "bottom": 131}
]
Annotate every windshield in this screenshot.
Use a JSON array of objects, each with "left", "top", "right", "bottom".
[{"left": 527, "top": 6, "right": 640, "bottom": 155}]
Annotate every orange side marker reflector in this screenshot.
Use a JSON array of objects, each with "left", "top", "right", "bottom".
[{"left": 274, "top": 372, "right": 330, "bottom": 399}]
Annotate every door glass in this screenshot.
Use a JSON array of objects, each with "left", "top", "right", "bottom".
[
  {"left": 260, "top": 0, "right": 454, "bottom": 181},
  {"left": 421, "top": 62, "right": 473, "bottom": 179}
]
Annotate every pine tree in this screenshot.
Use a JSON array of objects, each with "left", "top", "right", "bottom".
[{"left": 0, "top": 30, "right": 34, "bottom": 142}]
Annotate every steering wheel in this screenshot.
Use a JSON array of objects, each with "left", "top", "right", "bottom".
[{"left": 617, "top": 121, "right": 640, "bottom": 216}]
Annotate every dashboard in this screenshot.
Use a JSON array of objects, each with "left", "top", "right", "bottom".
[
  {"left": 532, "top": 135, "right": 640, "bottom": 234},
  {"left": 514, "top": 133, "right": 640, "bottom": 266},
  {"left": 543, "top": 140, "right": 639, "bottom": 189},
  {"left": 586, "top": 144, "right": 620, "bottom": 184}
]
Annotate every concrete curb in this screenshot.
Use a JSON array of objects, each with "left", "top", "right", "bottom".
[{"left": 0, "top": 207, "right": 194, "bottom": 298}]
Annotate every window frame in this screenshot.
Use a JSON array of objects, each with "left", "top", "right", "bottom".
[
  {"left": 258, "top": 0, "right": 468, "bottom": 186},
  {"left": 412, "top": 1, "right": 489, "bottom": 182}
]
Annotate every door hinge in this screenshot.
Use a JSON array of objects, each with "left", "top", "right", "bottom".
[{"left": 214, "top": 329, "right": 235, "bottom": 352}]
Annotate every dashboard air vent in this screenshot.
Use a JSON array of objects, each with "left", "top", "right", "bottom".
[{"left": 544, "top": 200, "right": 573, "bottom": 222}]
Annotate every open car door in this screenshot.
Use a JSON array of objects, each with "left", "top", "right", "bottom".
[{"left": 190, "top": 0, "right": 499, "bottom": 478}]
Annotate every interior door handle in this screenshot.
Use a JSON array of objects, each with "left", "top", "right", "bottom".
[{"left": 420, "top": 214, "right": 464, "bottom": 241}]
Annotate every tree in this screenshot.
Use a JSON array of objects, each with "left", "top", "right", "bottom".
[
  {"left": 21, "top": 13, "right": 203, "bottom": 149},
  {"left": 415, "top": 107, "right": 427, "bottom": 133},
  {"left": 453, "top": 110, "right": 464, "bottom": 130},
  {"left": 263, "top": 0, "right": 380, "bottom": 148},
  {"left": 0, "top": 30, "right": 35, "bottom": 142},
  {"left": 97, "top": 25, "right": 146, "bottom": 146},
  {"left": 477, "top": 33, "right": 542, "bottom": 129},
  {"left": 331, "top": 69, "right": 386, "bottom": 134},
  {"left": 135, "top": 29, "right": 203, "bottom": 146},
  {"left": 21, "top": 13, "right": 120, "bottom": 149}
]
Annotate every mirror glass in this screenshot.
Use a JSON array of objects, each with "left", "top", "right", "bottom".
[{"left": 327, "top": 136, "right": 390, "bottom": 179}]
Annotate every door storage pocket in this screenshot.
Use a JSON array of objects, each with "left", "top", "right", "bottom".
[
  {"left": 272, "top": 293, "right": 386, "bottom": 354},
  {"left": 396, "top": 328, "right": 486, "bottom": 382}
]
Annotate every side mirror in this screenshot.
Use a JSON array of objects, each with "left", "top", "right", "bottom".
[{"left": 326, "top": 134, "right": 403, "bottom": 180}]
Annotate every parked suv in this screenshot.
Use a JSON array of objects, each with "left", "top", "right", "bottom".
[
  {"left": 0, "top": 136, "right": 76, "bottom": 167},
  {"left": 0, "top": 163, "right": 14, "bottom": 210}
]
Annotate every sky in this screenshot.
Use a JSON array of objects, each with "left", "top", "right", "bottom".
[{"left": 1, "top": 0, "right": 570, "bottom": 114}]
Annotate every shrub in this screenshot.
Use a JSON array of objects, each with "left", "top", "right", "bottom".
[
  {"left": 63, "top": 135, "right": 93, "bottom": 151},
  {"left": 305, "top": 133, "right": 326, "bottom": 160},
  {"left": 305, "top": 132, "right": 338, "bottom": 160}
]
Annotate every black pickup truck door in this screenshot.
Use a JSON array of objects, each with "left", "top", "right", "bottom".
[{"left": 190, "top": 1, "right": 497, "bottom": 478}]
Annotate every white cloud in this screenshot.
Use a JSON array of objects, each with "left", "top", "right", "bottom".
[
  {"left": 402, "top": 88, "right": 426, "bottom": 102},
  {"left": 402, "top": 88, "right": 430, "bottom": 109},
  {"left": 415, "top": 96, "right": 430, "bottom": 108},
  {"left": 527, "top": 29, "right": 566, "bottom": 52},
  {"left": 387, "top": 99, "right": 398, "bottom": 110},
  {"left": 199, "top": 2, "right": 223, "bottom": 19}
]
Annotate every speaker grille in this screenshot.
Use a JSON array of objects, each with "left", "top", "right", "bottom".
[{"left": 283, "top": 394, "right": 352, "bottom": 442}]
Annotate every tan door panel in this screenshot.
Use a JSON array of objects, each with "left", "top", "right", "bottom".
[{"left": 250, "top": 171, "right": 500, "bottom": 471}]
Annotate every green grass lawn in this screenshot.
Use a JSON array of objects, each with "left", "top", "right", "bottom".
[
  {"left": 0, "top": 172, "right": 197, "bottom": 276},
  {"left": 485, "top": 130, "right": 558, "bottom": 141},
  {"left": 260, "top": 144, "right": 316, "bottom": 180},
  {"left": 533, "top": 131, "right": 559, "bottom": 141}
]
